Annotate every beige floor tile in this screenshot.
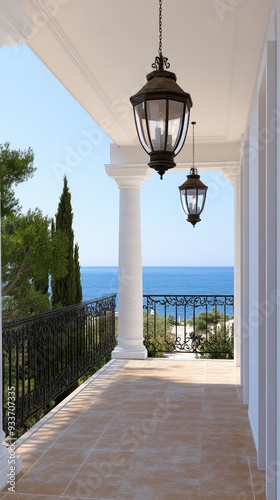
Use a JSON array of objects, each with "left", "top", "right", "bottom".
[
  {"left": 37, "top": 447, "right": 90, "bottom": 464},
  {"left": 201, "top": 431, "right": 248, "bottom": 456},
  {"left": 11, "top": 471, "right": 77, "bottom": 496},
  {"left": 50, "top": 433, "right": 100, "bottom": 450},
  {"left": 94, "top": 425, "right": 202, "bottom": 456},
  {"left": 200, "top": 450, "right": 248, "bottom": 466},
  {"left": 63, "top": 470, "right": 134, "bottom": 499},
  {"left": 79, "top": 449, "right": 132, "bottom": 476},
  {"left": 15, "top": 449, "right": 43, "bottom": 472},
  {"left": 64, "top": 469, "right": 200, "bottom": 500},
  {"left": 198, "top": 467, "right": 254, "bottom": 498},
  {"left": 11, "top": 450, "right": 89, "bottom": 496},
  {"left": 202, "top": 421, "right": 244, "bottom": 436}
]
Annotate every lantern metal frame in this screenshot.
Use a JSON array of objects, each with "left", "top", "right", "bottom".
[
  {"left": 179, "top": 122, "right": 208, "bottom": 227},
  {"left": 130, "top": 0, "right": 193, "bottom": 179}
]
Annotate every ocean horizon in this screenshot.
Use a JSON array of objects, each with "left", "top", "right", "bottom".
[{"left": 81, "top": 266, "right": 234, "bottom": 303}]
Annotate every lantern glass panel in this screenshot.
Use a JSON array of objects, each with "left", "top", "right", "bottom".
[
  {"left": 174, "top": 106, "right": 189, "bottom": 155},
  {"left": 166, "top": 100, "right": 184, "bottom": 151},
  {"left": 180, "top": 189, "right": 188, "bottom": 214},
  {"left": 197, "top": 189, "right": 207, "bottom": 213},
  {"left": 186, "top": 189, "right": 206, "bottom": 215},
  {"left": 146, "top": 99, "right": 167, "bottom": 151},
  {"left": 134, "top": 103, "right": 152, "bottom": 153},
  {"left": 186, "top": 189, "right": 198, "bottom": 214}
]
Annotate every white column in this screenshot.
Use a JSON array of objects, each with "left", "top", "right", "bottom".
[
  {"left": 277, "top": 9, "right": 280, "bottom": 500},
  {"left": 241, "top": 132, "right": 250, "bottom": 404},
  {"left": 222, "top": 167, "right": 241, "bottom": 367},
  {"left": 265, "top": 39, "right": 277, "bottom": 500},
  {"left": 105, "top": 165, "right": 151, "bottom": 359},
  {"left": 256, "top": 70, "right": 266, "bottom": 471},
  {"left": 233, "top": 170, "right": 241, "bottom": 368},
  {"left": 0, "top": 220, "right": 22, "bottom": 489}
]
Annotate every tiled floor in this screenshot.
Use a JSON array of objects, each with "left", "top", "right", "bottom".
[{"left": 1, "top": 359, "right": 265, "bottom": 499}]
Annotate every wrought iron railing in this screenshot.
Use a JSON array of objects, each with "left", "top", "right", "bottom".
[
  {"left": 2, "top": 295, "right": 116, "bottom": 433},
  {"left": 143, "top": 295, "right": 234, "bottom": 357}
]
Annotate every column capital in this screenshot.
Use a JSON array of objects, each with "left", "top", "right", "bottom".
[
  {"left": 240, "top": 130, "right": 250, "bottom": 164},
  {"left": 0, "top": 0, "right": 34, "bottom": 48},
  {"left": 222, "top": 165, "right": 241, "bottom": 186},
  {"left": 105, "top": 164, "right": 152, "bottom": 188}
]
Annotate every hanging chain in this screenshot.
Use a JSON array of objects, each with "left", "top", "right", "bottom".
[
  {"left": 159, "top": 0, "right": 162, "bottom": 56},
  {"left": 152, "top": 0, "right": 170, "bottom": 71},
  {"left": 192, "top": 122, "right": 195, "bottom": 168},
  {"left": 191, "top": 122, "right": 198, "bottom": 174}
]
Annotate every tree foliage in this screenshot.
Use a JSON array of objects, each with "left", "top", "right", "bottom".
[
  {"left": 51, "top": 176, "right": 82, "bottom": 307},
  {"left": 0, "top": 144, "right": 70, "bottom": 320},
  {"left": 0, "top": 142, "right": 35, "bottom": 217},
  {"left": 143, "top": 312, "right": 175, "bottom": 356},
  {"left": 202, "top": 327, "right": 234, "bottom": 359},
  {"left": 188, "top": 308, "right": 234, "bottom": 359},
  {"left": 2, "top": 210, "right": 68, "bottom": 320},
  {"left": 188, "top": 307, "right": 230, "bottom": 332}
]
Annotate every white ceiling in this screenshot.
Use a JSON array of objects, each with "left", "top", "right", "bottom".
[{"left": 0, "top": 0, "right": 274, "bottom": 153}]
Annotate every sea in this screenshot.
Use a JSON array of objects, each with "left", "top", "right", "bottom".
[{"left": 81, "top": 266, "right": 234, "bottom": 303}]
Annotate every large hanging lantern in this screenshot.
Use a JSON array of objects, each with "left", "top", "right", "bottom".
[
  {"left": 179, "top": 122, "right": 208, "bottom": 227},
  {"left": 130, "top": 0, "right": 192, "bottom": 179}
]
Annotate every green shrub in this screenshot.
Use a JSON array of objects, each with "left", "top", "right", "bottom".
[{"left": 143, "top": 312, "right": 175, "bottom": 356}]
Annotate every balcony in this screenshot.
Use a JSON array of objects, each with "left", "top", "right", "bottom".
[
  {"left": 1, "top": 296, "right": 265, "bottom": 498},
  {"left": 0, "top": 1, "right": 279, "bottom": 496}
]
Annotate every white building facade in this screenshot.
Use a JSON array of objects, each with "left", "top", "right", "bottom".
[{"left": 240, "top": 9, "right": 280, "bottom": 498}]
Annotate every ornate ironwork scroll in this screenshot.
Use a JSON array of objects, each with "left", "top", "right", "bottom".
[{"left": 143, "top": 295, "right": 234, "bottom": 357}]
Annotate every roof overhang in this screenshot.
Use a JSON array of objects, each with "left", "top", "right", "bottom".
[{"left": 0, "top": 0, "right": 273, "bottom": 164}]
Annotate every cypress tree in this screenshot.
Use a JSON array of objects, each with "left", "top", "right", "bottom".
[
  {"left": 51, "top": 179, "right": 83, "bottom": 406},
  {"left": 74, "top": 243, "right": 82, "bottom": 303},
  {"left": 52, "top": 176, "right": 79, "bottom": 307}
]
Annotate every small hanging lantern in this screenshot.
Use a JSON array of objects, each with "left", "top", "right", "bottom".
[
  {"left": 130, "top": 0, "right": 192, "bottom": 179},
  {"left": 179, "top": 122, "right": 208, "bottom": 227}
]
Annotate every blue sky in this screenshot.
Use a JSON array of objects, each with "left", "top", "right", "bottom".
[{"left": 0, "top": 44, "right": 234, "bottom": 267}]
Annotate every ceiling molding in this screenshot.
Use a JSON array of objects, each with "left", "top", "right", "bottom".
[{"left": 110, "top": 141, "right": 241, "bottom": 163}]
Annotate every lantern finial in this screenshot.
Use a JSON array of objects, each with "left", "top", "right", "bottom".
[{"left": 151, "top": 0, "right": 170, "bottom": 72}]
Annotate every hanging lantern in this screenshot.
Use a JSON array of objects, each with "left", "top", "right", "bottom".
[
  {"left": 179, "top": 122, "right": 208, "bottom": 227},
  {"left": 130, "top": 0, "right": 192, "bottom": 179}
]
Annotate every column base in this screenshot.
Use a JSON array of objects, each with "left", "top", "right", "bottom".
[
  {"left": 234, "top": 357, "right": 240, "bottom": 367},
  {"left": 112, "top": 345, "right": 148, "bottom": 360}
]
